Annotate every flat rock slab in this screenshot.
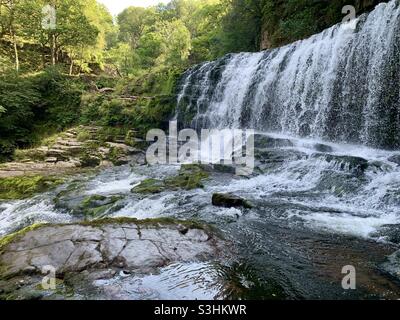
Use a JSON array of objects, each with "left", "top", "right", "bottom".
[{"left": 0, "top": 219, "right": 226, "bottom": 299}]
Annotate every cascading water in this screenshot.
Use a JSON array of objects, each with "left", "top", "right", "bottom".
[{"left": 177, "top": 0, "right": 400, "bottom": 150}]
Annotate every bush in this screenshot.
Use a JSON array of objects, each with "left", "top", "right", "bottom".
[{"left": 0, "top": 71, "right": 41, "bottom": 159}]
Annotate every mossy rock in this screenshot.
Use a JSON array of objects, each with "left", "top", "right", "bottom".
[
  {"left": 0, "top": 223, "right": 45, "bottom": 254},
  {"left": 0, "top": 175, "right": 64, "bottom": 200},
  {"left": 107, "top": 147, "right": 127, "bottom": 166},
  {"left": 165, "top": 164, "right": 209, "bottom": 190},
  {"left": 77, "top": 195, "right": 123, "bottom": 218},
  {"left": 79, "top": 154, "right": 101, "bottom": 168},
  {"left": 132, "top": 164, "right": 209, "bottom": 194},
  {"left": 132, "top": 178, "right": 166, "bottom": 194}
]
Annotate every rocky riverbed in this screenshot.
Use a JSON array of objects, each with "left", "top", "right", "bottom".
[{"left": 1, "top": 132, "right": 400, "bottom": 300}]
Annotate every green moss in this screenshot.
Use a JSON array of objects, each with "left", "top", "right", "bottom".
[
  {"left": 79, "top": 216, "right": 209, "bottom": 231},
  {"left": 79, "top": 154, "right": 101, "bottom": 168},
  {"left": 13, "top": 149, "right": 46, "bottom": 162},
  {"left": 166, "top": 164, "right": 209, "bottom": 190},
  {"left": 132, "top": 178, "right": 166, "bottom": 194},
  {"left": 132, "top": 164, "right": 209, "bottom": 194},
  {"left": 0, "top": 175, "right": 64, "bottom": 200},
  {"left": 107, "top": 147, "right": 124, "bottom": 166},
  {"left": 76, "top": 130, "right": 91, "bottom": 142},
  {"left": 0, "top": 223, "right": 45, "bottom": 253},
  {"left": 77, "top": 195, "right": 123, "bottom": 219}
]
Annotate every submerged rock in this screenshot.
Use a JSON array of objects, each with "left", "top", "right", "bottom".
[
  {"left": 212, "top": 193, "right": 253, "bottom": 209},
  {"left": 0, "top": 218, "right": 226, "bottom": 300}
]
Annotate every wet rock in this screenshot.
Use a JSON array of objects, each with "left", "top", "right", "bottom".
[
  {"left": 315, "top": 170, "right": 366, "bottom": 196},
  {"left": 371, "top": 224, "right": 400, "bottom": 244},
  {"left": 252, "top": 134, "right": 294, "bottom": 149},
  {"left": 314, "top": 143, "right": 334, "bottom": 153},
  {"left": 254, "top": 149, "right": 307, "bottom": 174},
  {"left": 0, "top": 218, "right": 225, "bottom": 299},
  {"left": 312, "top": 154, "right": 368, "bottom": 174},
  {"left": 54, "top": 190, "right": 123, "bottom": 218},
  {"left": 212, "top": 193, "right": 253, "bottom": 209},
  {"left": 368, "top": 160, "right": 393, "bottom": 173},
  {"left": 212, "top": 164, "right": 236, "bottom": 174},
  {"left": 78, "top": 195, "right": 124, "bottom": 218},
  {"left": 380, "top": 250, "right": 400, "bottom": 282},
  {"left": 132, "top": 178, "right": 166, "bottom": 194},
  {"left": 388, "top": 154, "right": 400, "bottom": 166}
]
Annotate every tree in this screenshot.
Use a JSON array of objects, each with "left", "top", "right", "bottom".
[
  {"left": 19, "top": 0, "right": 98, "bottom": 68},
  {"left": 137, "top": 20, "right": 192, "bottom": 69},
  {"left": 0, "top": 0, "right": 23, "bottom": 72},
  {"left": 117, "top": 6, "right": 156, "bottom": 50}
]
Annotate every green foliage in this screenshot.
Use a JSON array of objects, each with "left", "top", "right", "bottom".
[
  {"left": 0, "top": 71, "right": 40, "bottom": 159},
  {"left": 0, "top": 67, "right": 86, "bottom": 159},
  {"left": 35, "top": 67, "right": 85, "bottom": 130}
]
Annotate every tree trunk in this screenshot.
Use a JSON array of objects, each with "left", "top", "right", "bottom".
[
  {"left": 69, "top": 59, "right": 74, "bottom": 75},
  {"left": 12, "top": 31, "right": 19, "bottom": 72},
  {"left": 51, "top": 34, "right": 56, "bottom": 65}
]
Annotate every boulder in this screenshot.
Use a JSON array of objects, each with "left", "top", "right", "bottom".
[
  {"left": 314, "top": 143, "right": 334, "bottom": 153},
  {"left": 212, "top": 193, "right": 253, "bottom": 209}
]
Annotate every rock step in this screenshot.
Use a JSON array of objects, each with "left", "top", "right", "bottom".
[{"left": 0, "top": 219, "right": 224, "bottom": 285}]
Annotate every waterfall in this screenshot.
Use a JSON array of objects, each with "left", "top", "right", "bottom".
[{"left": 176, "top": 0, "right": 400, "bottom": 149}]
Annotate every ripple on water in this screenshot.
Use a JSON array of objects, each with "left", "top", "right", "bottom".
[{"left": 91, "top": 262, "right": 223, "bottom": 300}]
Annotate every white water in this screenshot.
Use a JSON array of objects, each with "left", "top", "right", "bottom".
[{"left": 177, "top": 0, "right": 400, "bottom": 149}]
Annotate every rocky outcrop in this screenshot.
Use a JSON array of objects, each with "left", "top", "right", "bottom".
[
  {"left": 0, "top": 126, "right": 146, "bottom": 179},
  {"left": 0, "top": 218, "right": 226, "bottom": 300}
]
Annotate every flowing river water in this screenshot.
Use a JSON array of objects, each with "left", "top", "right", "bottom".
[{"left": 1, "top": 132, "right": 400, "bottom": 299}]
